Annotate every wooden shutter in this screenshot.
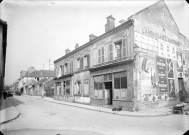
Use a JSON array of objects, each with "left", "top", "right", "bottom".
[
  {"left": 87, "top": 55, "right": 90, "bottom": 68},
  {"left": 109, "top": 44, "right": 113, "bottom": 61},
  {"left": 80, "top": 57, "right": 83, "bottom": 69},
  {"left": 102, "top": 47, "right": 104, "bottom": 63},
  {"left": 98, "top": 48, "right": 101, "bottom": 63},
  {"left": 122, "top": 37, "right": 127, "bottom": 58}
]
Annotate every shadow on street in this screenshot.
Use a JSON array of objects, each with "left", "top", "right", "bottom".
[{"left": 0, "top": 97, "right": 24, "bottom": 111}]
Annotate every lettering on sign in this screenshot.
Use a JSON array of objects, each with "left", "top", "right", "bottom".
[{"left": 156, "top": 56, "right": 167, "bottom": 92}]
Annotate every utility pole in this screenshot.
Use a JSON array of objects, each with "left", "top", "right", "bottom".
[{"left": 49, "top": 59, "right": 51, "bottom": 70}]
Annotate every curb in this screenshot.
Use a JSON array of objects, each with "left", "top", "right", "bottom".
[
  {"left": 0, "top": 99, "right": 20, "bottom": 125},
  {"left": 24, "top": 95, "right": 172, "bottom": 117}
]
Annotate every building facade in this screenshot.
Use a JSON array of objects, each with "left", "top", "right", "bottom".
[
  {"left": 0, "top": 19, "right": 7, "bottom": 99},
  {"left": 54, "top": 0, "right": 189, "bottom": 111}
]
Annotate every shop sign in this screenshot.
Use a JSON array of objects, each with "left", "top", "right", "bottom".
[
  {"left": 167, "top": 59, "right": 174, "bottom": 78},
  {"left": 156, "top": 56, "right": 167, "bottom": 92},
  {"left": 141, "top": 27, "right": 179, "bottom": 46},
  {"left": 168, "top": 79, "right": 176, "bottom": 98}
]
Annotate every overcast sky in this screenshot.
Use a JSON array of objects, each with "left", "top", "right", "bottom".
[{"left": 0, "top": 0, "right": 189, "bottom": 85}]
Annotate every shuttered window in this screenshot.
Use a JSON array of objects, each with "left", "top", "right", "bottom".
[{"left": 109, "top": 44, "right": 113, "bottom": 61}]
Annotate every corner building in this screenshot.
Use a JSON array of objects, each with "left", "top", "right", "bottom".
[{"left": 54, "top": 0, "right": 189, "bottom": 111}]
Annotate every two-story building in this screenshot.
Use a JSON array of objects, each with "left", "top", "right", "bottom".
[
  {"left": 54, "top": 0, "right": 189, "bottom": 111},
  {"left": 0, "top": 19, "right": 7, "bottom": 100}
]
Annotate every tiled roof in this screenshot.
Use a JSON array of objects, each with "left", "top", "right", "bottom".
[{"left": 28, "top": 70, "right": 55, "bottom": 78}]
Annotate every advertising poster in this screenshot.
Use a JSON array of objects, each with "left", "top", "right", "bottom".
[
  {"left": 168, "top": 79, "right": 175, "bottom": 98},
  {"left": 140, "top": 55, "right": 156, "bottom": 94},
  {"left": 167, "top": 58, "right": 174, "bottom": 78},
  {"left": 177, "top": 51, "right": 183, "bottom": 72},
  {"left": 177, "top": 51, "right": 183, "bottom": 78},
  {"left": 156, "top": 56, "right": 167, "bottom": 92}
]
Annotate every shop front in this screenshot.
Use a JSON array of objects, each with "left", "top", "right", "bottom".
[
  {"left": 72, "top": 71, "right": 90, "bottom": 104},
  {"left": 90, "top": 60, "right": 134, "bottom": 111},
  {"left": 54, "top": 74, "right": 74, "bottom": 102}
]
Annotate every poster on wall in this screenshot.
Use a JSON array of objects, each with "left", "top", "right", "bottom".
[
  {"left": 177, "top": 51, "right": 183, "bottom": 77},
  {"left": 156, "top": 56, "right": 167, "bottom": 92},
  {"left": 167, "top": 59, "right": 174, "bottom": 78},
  {"left": 168, "top": 79, "right": 175, "bottom": 98},
  {"left": 140, "top": 54, "right": 157, "bottom": 94},
  {"left": 158, "top": 39, "right": 176, "bottom": 60}
]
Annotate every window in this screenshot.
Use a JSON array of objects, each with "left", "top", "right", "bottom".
[
  {"left": 84, "top": 55, "right": 89, "bottom": 69},
  {"left": 83, "top": 80, "right": 89, "bottom": 96},
  {"left": 60, "top": 65, "right": 64, "bottom": 76},
  {"left": 114, "top": 73, "right": 127, "bottom": 100},
  {"left": 65, "top": 81, "right": 70, "bottom": 95},
  {"left": 94, "top": 76, "right": 103, "bottom": 99},
  {"left": 77, "top": 58, "right": 80, "bottom": 71},
  {"left": 75, "top": 81, "right": 81, "bottom": 95},
  {"left": 64, "top": 63, "right": 68, "bottom": 74},
  {"left": 114, "top": 40, "right": 122, "bottom": 59}
]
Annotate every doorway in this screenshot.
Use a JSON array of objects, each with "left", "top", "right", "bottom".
[
  {"left": 178, "top": 78, "right": 186, "bottom": 101},
  {"left": 104, "top": 82, "right": 112, "bottom": 105}
]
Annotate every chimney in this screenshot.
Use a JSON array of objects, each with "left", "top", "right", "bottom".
[
  {"left": 89, "top": 34, "right": 97, "bottom": 41},
  {"left": 75, "top": 44, "right": 79, "bottom": 49},
  {"left": 105, "top": 15, "right": 115, "bottom": 32},
  {"left": 65, "top": 48, "right": 70, "bottom": 55}
]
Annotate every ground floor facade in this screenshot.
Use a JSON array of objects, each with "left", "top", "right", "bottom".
[{"left": 53, "top": 57, "right": 189, "bottom": 111}]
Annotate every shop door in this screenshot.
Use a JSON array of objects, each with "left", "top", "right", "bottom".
[
  {"left": 104, "top": 82, "right": 112, "bottom": 105},
  {"left": 178, "top": 78, "right": 186, "bottom": 101}
]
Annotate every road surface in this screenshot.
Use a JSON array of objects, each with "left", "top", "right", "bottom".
[{"left": 1, "top": 96, "right": 189, "bottom": 135}]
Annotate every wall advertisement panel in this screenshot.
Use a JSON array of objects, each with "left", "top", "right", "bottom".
[{"left": 156, "top": 56, "right": 167, "bottom": 92}]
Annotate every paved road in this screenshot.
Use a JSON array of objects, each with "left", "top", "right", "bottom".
[{"left": 1, "top": 96, "right": 189, "bottom": 135}]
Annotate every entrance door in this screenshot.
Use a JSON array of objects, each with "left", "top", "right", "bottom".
[
  {"left": 104, "top": 82, "right": 112, "bottom": 105},
  {"left": 178, "top": 78, "right": 186, "bottom": 101}
]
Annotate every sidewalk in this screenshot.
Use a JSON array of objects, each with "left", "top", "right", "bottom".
[
  {"left": 24, "top": 95, "right": 174, "bottom": 117},
  {"left": 0, "top": 97, "right": 20, "bottom": 125}
]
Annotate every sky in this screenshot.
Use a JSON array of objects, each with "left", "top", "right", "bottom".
[{"left": 0, "top": 0, "right": 189, "bottom": 85}]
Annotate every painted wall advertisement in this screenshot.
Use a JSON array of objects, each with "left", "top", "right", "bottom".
[
  {"left": 156, "top": 56, "right": 167, "bottom": 92},
  {"left": 177, "top": 51, "right": 183, "bottom": 77}
]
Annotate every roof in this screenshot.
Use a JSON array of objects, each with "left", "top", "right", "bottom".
[
  {"left": 27, "top": 70, "right": 55, "bottom": 78},
  {"left": 35, "top": 78, "right": 48, "bottom": 85},
  {"left": 54, "top": 19, "right": 134, "bottom": 64}
]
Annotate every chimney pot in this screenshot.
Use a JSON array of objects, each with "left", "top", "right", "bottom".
[
  {"left": 75, "top": 44, "right": 79, "bottom": 49},
  {"left": 65, "top": 48, "right": 70, "bottom": 55},
  {"left": 89, "top": 34, "right": 97, "bottom": 41}
]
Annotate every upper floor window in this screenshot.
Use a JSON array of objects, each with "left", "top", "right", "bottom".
[
  {"left": 84, "top": 55, "right": 90, "bottom": 69},
  {"left": 114, "top": 40, "right": 122, "bottom": 60},
  {"left": 60, "top": 65, "right": 64, "bottom": 76},
  {"left": 64, "top": 63, "right": 68, "bottom": 74},
  {"left": 77, "top": 58, "right": 80, "bottom": 71}
]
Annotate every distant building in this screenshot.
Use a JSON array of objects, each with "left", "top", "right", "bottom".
[
  {"left": 54, "top": 0, "right": 189, "bottom": 111},
  {"left": 0, "top": 19, "right": 7, "bottom": 99}
]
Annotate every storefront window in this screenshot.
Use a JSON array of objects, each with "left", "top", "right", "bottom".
[
  {"left": 83, "top": 80, "right": 89, "bottom": 96},
  {"left": 65, "top": 81, "right": 70, "bottom": 95},
  {"left": 114, "top": 72, "right": 127, "bottom": 100},
  {"left": 94, "top": 76, "right": 103, "bottom": 99}
]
